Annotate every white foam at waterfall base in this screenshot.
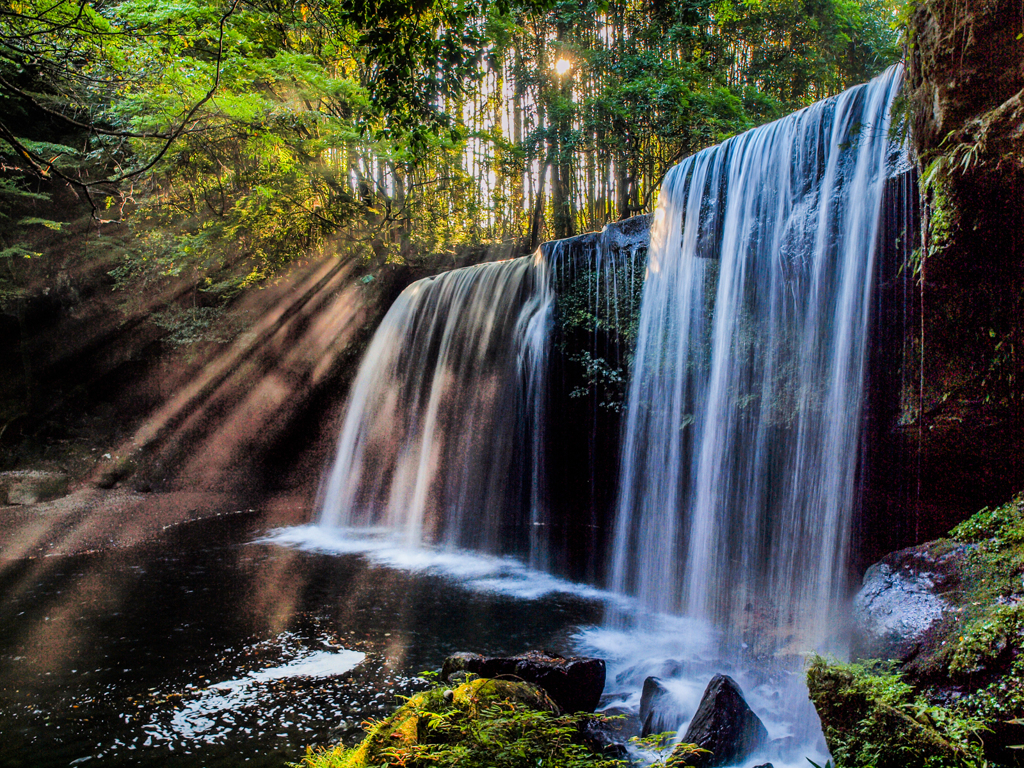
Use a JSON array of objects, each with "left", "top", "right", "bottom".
[
  {"left": 262, "top": 525, "right": 621, "bottom": 603},
  {"left": 576, "top": 619, "right": 831, "bottom": 768},
  {"left": 265, "top": 527, "right": 829, "bottom": 768}
]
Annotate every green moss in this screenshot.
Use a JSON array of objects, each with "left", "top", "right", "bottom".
[
  {"left": 806, "top": 656, "right": 987, "bottom": 768},
  {"left": 950, "top": 497, "right": 1024, "bottom": 543},
  {"left": 942, "top": 497, "right": 1024, "bottom": 721},
  {"left": 294, "top": 678, "right": 623, "bottom": 768},
  {"left": 950, "top": 605, "right": 1024, "bottom": 676},
  {"left": 937, "top": 495, "right": 1024, "bottom": 680}
]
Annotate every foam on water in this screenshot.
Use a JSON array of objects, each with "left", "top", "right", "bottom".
[
  {"left": 264, "top": 528, "right": 828, "bottom": 767},
  {"left": 134, "top": 633, "right": 365, "bottom": 747},
  {"left": 262, "top": 525, "right": 621, "bottom": 604},
  {"left": 576, "top": 619, "right": 831, "bottom": 768}
]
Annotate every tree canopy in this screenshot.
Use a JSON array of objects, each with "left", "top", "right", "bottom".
[{"left": 0, "top": 0, "right": 901, "bottom": 296}]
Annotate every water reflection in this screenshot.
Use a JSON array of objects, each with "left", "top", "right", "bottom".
[{"left": 0, "top": 512, "right": 604, "bottom": 767}]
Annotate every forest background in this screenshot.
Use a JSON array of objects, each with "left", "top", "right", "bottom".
[{"left": 0, "top": 0, "right": 901, "bottom": 311}]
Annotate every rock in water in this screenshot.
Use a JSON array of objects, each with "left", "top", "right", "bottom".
[
  {"left": 678, "top": 674, "right": 768, "bottom": 767},
  {"left": 440, "top": 652, "right": 483, "bottom": 682},
  {"left": 639, "top": 676, "right": 678, "bottom": 737},
  {"left": 439, "top": 650, "right": 605, "bottom": 713}
]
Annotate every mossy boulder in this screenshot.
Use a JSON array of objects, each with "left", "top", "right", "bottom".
[
  {"left": 300, "top": 678, "right": 561, "bottom": 768},
  {"left": 847, "top": 495, "right": 1024, "bottom": 765},
  {"left": 806, "top": 658, "right": 979, "bottom": 768},
  {"left": 440, "top": 650, "right": 606, "bottom": 713}
]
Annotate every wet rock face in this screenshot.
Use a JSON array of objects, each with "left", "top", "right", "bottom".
[
  {"left": 907, "top": 0, "right": 1024, "bottom": 152},
  {"left": 440, "top": 650, "right": 606, "bottom": 713},
  {"left": 678, "top": 674, "right": 768, "bottom": 767},
  {"left": 852, "top": 543, "right": 966, "bottom": 661},
  {"left": 639, "top": 676, "right": 680, "bottom": 737},
  {"left": 902, "top": 0, "right": 1024, "bottom": 521}
]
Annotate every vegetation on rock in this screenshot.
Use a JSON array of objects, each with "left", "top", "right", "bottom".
[
  {"left": 830, "top": 494, "right": 1024, "bottom": 764},
  {"left": 904, "top": 0, "right": 1024, "bottom": 418},
  {"left": 806, "top": 656, "right": 987, "bottom": 767},
  {"left": 294, "top": 676, "right": 711, "bottom": 768}
]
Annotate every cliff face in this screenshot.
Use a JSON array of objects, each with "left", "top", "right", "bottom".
[
  {"left": 900, "top": 0, "right": 1024, "bottom": 538},
  {"left": 908, "top": 0, "right": 1024, "bottom": 154}
]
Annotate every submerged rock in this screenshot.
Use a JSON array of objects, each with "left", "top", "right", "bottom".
[
  {"left": 675, "top": 674, "right": 768, "bottom": 767},
  {"left": 0, "top": 470, "right": 69, "bottom": 505},
  {"left": 439, "top": 650, "right": 605, "bottom": 713}
]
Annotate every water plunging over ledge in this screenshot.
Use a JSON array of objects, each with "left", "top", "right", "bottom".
[
  {"left": 318, "top": 67, "right": 909, "bottom": 646},
  {"left": 311, "top": 63, "right": 912, "bottom": 767},
  {"left": 0, "top": 66, "right": 919, "bottom": 768},
  {"left": 317, "top": 255, "right": 553, "bottom": 566},
  {"left": 610, "top": 64, "right": 907, "bottom": 652}
]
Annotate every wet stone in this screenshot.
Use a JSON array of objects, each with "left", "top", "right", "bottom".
[
  {"left": 639, "top": 676, "right": 677, "bottom": 737},
  {"left": 678, "top": 674, "right": 769, "bottom": 767},
  {"left": 0, "top": 470, "right": 69, "bottom": 505},
  {"left": 440, "top": 650, "right": 605, "bottom": 713}
]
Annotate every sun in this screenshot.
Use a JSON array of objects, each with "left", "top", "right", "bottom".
[{"left": 554, "top": 58, "right": 571, "bottom": 76}]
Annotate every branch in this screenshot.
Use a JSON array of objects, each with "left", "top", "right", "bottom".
[
  {"left": 0, "top": 0, "right": 241, "bottom": 222},
  {"left": 94, "top": 0, "right": 242, "bottom": 186},
  {"left": 0, "top": 75, "right": 173, "bottom": 140}
]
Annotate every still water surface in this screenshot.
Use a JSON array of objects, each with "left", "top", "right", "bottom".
[{"left": 0, "top": 512, "right": 604, "bottom": 767}]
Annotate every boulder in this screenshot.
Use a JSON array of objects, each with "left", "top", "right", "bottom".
[
  {"left": 579, "top": 715, "right": 630, "bottom": 759},
  {"left": 639, "top": 676, "right": 679, "bottom": 737},
  {"left": 0, "top": 471, "right": 69, "bottom": 505},
  {"left": 336, "top": 678, "right": 557, "bottom": 768},
  {"left": 440, "top": 651, "right": 482, "bottom": 681},
  {"left": 440, "top": 650, "right": 605, "bottom": 713},
  {"left": 852, "top": 543, "right": 964, "bottom": 661},
  {"left": 676, "top": 674, "right": 768, "bottom": 767}
]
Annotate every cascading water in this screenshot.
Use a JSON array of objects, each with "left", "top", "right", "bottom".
[
  {"left": 544, "top": 218, "right": 649, "bottom": 579},
  {"left": 317, "top": 218, "right": 649, "bottom": 574},
  {"left": 610, "top": 64, "right": 908, "bottom": 650},
  {"left": 308, "top": 63, "right": 912, "bottom": 768},
  {"left": 318, "top": 255, "right": 553, "bottom": 565}
]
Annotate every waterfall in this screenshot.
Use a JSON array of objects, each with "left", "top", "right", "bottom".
[
  {"left": 318, "top": 255, "right": 553, "bottom": 565},
  {"left": 609, "top": 65, "right": 907, "bottom": 648},
  {"left": 317, "top": 64, "right": 911, "bottom": 659},
  {"left": 317, "top": 218, "right": 649, "bottom": 574}
]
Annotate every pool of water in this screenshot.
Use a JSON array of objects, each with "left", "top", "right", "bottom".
[
  {"left": 0, "top": 511, "right": 831, "bottom": 768},
  {"left": 0, "top": 512, "right": 605, "bottom": 767}
]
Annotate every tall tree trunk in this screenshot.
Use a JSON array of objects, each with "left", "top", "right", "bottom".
[
  {"left": 616, "top": 149, "right": 630, "bottom": 220},
  {"left": 529, "top": 160, "right": 549, "bottom": 252}
]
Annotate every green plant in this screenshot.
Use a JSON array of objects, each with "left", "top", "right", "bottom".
[
  {"left": 295, "top": 678, "right": 629, "bottom": 768},
  {"left": 806, "top": 656, "right": 987, "bottom": 768}
]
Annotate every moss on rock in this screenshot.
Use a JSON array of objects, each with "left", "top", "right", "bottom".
[
  {"left": 294, "top": 678, "right": 626, "bottom": 768},
  {"left": 845, "top": 494, "right": 1024, "bottom": 764},
  {"left": 806, "top": 657, "right": 984, "bottom": 768}
]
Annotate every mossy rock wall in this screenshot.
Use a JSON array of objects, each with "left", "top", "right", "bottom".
[{"left": 898, "top": 0, "right": 1024, "bottom": 537}]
